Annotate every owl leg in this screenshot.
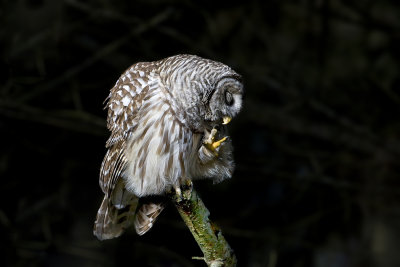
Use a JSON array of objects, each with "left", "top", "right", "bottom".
[{"left": 170, "top": 179, "right": 193, "bottom": 202}]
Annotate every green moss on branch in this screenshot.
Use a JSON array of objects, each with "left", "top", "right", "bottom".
[{"left": 171, "top": 185, "right": 237, "bottom": 267}]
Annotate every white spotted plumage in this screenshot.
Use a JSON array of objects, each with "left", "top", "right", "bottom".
[{"left": 94, "top": 54, "right": 243, "bottom": 240}]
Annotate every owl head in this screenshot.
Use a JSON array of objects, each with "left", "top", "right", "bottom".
[
  {"left": 204, "top": 73, "right": 243, "bottom": 127},
  {"left": 161, "top": 54, "right": 244, "bottom": 131}
]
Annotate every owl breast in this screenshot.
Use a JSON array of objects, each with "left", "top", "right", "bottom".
[{"left": 122, "top": 85, "right": 193, "bottom": 196}]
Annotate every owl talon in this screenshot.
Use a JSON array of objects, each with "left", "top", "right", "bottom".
[
  {"left": 212, "top": 136, "right": 227, "bottom": 149},
  {"left": 204, "top": 136, "right": 227, "bottom": 157},
  {"left": 203, "top": 128, "right": 228, "bottom": 156}
]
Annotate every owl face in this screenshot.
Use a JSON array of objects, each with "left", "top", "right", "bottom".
[{"left": 206, "top": 74, "right": 243, "bottom": 126}]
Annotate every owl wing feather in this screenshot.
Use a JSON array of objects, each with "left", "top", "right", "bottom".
[
  {"left": 105, "top": 63, "right": 157, "bottom": 148},
  {"left": 100, "top": 63, "right": 157, "bottom": 193},
  {"left": 134, "top": 202, "right": 165, "bottom": 235},
  {"left": 95, "top": 62, "right": 164, "bottom": 239},
  {"left": 95, "top": 139, "right": 137, "bottom": 240},
  {"left": 94, "top": 178, "right": 139, "bottom": 240}
]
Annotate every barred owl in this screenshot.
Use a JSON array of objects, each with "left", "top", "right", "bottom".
[{"left": 94, "top": 54, "right": 243, "bottom": 240}]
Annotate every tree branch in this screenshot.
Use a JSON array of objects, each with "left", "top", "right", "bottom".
[{"left": 171, "top": 184, "right": 237, "bottom": 267}]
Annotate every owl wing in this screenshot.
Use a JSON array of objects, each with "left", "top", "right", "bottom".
[
  {"left": 95, "top": 63, "right": 160, "bottom": 239},
  {"left": 104, "top": 62, "right": 159, "bottom": 148},
  {"left": 100, "top": 63, "right": 159, "bottom": 194}
]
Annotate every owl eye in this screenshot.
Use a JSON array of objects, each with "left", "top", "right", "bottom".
[{"left": 225, "top": 91, "right": 234, "bottom": 106}]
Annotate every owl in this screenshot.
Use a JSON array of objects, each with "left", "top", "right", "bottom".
[{"left": 94, "top": 54, "right": 243, "bottom": 240}]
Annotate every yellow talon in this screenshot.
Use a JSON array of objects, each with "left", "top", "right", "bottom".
[
  {"left": 203, "top": 128, "right": 228, "bottom": 156},
  {"left": 212, "top": 136, "right": 227, "bottom": 149}
]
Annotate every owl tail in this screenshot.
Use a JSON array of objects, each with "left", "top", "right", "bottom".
[
  {"left": 134, "top": 202, "right": 165, "bottom": 235},
  {"left": 94, "top": 180, "right": 139, "bottom": 240}
]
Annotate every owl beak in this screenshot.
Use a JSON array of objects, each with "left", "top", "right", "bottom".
[{"left": 222, "top": 116, "right": 232, "bottom": 125}]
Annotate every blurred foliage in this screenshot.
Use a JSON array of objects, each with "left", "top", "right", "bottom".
[{"left": 1, "top": 0, "right": 400, "bottom": 266}]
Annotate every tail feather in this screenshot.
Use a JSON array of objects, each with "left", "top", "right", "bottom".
[
  {"left": 94, "top": 177, "right": 165, "bottom": 239},
  {"left": 134, "top": 202, "right": 165, "bottom": 235},
  {"left": 94, "top": 179, "right": 139, "bottom": 240}
]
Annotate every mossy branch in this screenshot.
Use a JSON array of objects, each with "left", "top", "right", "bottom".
[{"left": 171, "top": 184, "right": 237, "bottom": 267}]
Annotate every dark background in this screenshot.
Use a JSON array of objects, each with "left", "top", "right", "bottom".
[{"left": 2, "top": 0, "right": 400, "bottom": 266}]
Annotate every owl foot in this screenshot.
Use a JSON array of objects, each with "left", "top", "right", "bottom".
[
  {"left": 182, "top": 179, "right": 193, "bottom": 192},
  {"left": 204, "top": 129, "right": 228, "bottom": 156},
  {"left": 168, "top": 185, "right": 183, "bottom": 202},
  {"left": 174, "top": 186, "right": 182, "bottom": 199},
  {"left": 171, "top": 180, "right": 193, "bottom": 203}
]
